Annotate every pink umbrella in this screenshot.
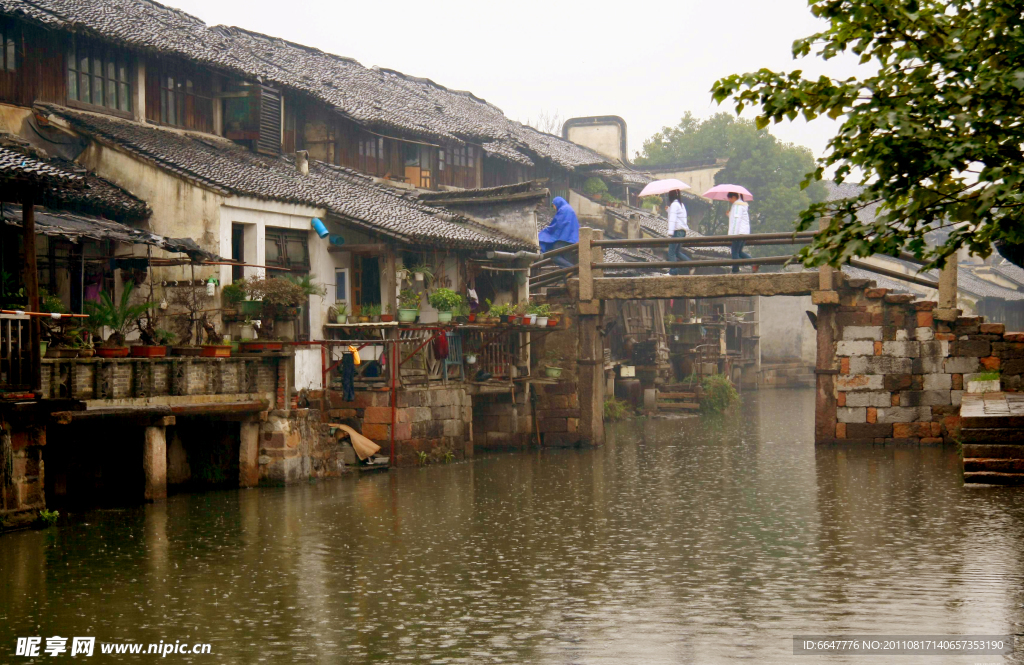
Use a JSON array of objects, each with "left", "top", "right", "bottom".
[
  {"left": 637, "top": 178, "right": 691, "bottom": 197},
  {"left": 703, "top": 184, "right": 753, "bottom": 201}
]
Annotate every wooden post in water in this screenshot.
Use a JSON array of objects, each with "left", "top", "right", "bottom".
[
  {"left": 813, "top": 217, "right": 839, "bottom": 442},
  {"left": 22, "top": 194, "right": 41, "bottom": 393},
  {"left": 577, "top": 227, "right": 605, "bottom": 447}
]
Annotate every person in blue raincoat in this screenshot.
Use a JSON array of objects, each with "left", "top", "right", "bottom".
[{"left": 538, "top": 196, "right": 579, "bottom": 268}]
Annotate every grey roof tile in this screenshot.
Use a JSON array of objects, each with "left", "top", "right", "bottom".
[
  {"left": 0, "top": 0, "right": 610, "bottom": 170},
  {"left": 47, "top": 106, "right": 531, "bottom": 251}
]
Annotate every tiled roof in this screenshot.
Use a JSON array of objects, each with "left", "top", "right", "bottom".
[
  {"left": 840, "top": 265, "right": 916, "bottom": 294},
  {"left": 0, "top": 0, "right": 611, "bottom": 170},
  {"left": 959, "top": 265, "right": 1024, "bottom": 301},
  {"left": 0, "top": 144, "right": 150, "bottom": 220},
  {"left": 0, "top": 145, "right": 81, "bottom": 187},
  {"left": 2, "top": 203, "right": 217, "bottom": 259},
  {"left": 591, "top": 168, "right": 657, "bottom": 187},
  {"left": 46, "top": 106, "right": 531, "bottom": 251},
  {"left": 990, "top": 262, "right": 1024, "bottom": 289}
]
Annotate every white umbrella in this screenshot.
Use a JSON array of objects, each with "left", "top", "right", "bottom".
[{"left": 637, "top": 179, "right": 691, "bottom": 197}]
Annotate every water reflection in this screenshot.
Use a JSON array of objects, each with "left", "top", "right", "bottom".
[{"left": 2, "top": 389, "right": 1023, "bottom": 663}]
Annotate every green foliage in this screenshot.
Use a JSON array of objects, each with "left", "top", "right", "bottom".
[
  {"left": 700, "top": 374, "right": 739, "bottom": 413},
  {"left": 244, "top": 276, "right": 306, "bottom": 307},
  {"left": 443, "top": 450, "right": 455, "bottom": 464},
  {"left": 428, "top": 288, "right": 463, "bottom": 312},
  {"left": 640, "top": 196, "right": 661, "bottom": 212},
  {"left": 636, "top": 112, "right": 826, "bottom": 238},
  {"left": 38, "top": 509, "right": 59, "bottom": 527},
  {"left": 603, "top": 397, "right": 631, "bottom": 421},
  {"left": 40, "top": 290, "right": 65, "bottom": 314},
  {"left": 84, "top": 281, "right": 154, "bottom": 345},
  {"left": 408, "top": 263, "right": 434, "bottom": 285},
  {"left": 526, "top": 302, "right": 551, "bottom": 316},
  {"left": 399, "top": 288, "right": 421, "bottom": 310},
  {"left": 488, "top": 302, "right": 512, "bottom": 317},
  {"left": 974, "top": 371, "right": 1001, "bottom": 382},
  {"left": 712, "top": 0, "right": 1024, "bottom": 270},
  {"left": 362, "top": 303, "right": 382, "bottom": 317},
  {"left": 284, "top": 273, "right": 327, "bottom": 297},
  {"left": 221, "top": 280, "right": 247, "bottom": 307},
  {"left": 416, "top": 450, "right": 428, "bottom": 465},
  {"left": 154, "top": 328, "right": 176, "bottom": 345},
  {"left": 583, "top": 177, "right": 609, "bottom": 197}
]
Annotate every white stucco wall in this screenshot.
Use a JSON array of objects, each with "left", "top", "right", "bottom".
[
  {"left": 646, "top": 165, "right": 725, "bottom": 199},
  {"left": 759, "top": 295, "right": 817, "bottom": 365},
  {"left": 566, "top": 124, "right": 623, "bottom": 162}
]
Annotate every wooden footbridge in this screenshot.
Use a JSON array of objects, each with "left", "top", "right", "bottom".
[{"left": 530, "top": 227, "right": 959, "bottom": 447}]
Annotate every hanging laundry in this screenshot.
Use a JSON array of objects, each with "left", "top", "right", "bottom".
[{"left": 342, "top": 352, "right": 356, "bottom": 402}]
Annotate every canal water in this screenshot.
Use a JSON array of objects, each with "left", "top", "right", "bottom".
[{"left": 2, "top": 389, "right": 1023, "bottom": 664}]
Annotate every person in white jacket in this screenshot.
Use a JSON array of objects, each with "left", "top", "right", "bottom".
[
  {"left": 726, "top": 192, "right": 755, "bottom": 273},
  {"left": 666, "top": 190, "right": 691, "bottom": 275}
]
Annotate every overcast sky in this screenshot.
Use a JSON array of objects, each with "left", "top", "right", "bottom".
[{"left": 167, "top": 0, "right": 864, "bottom": 163}]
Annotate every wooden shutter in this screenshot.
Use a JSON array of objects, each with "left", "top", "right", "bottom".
[{"left": 257, "top": 85, "right": 281, "bottom": 155}]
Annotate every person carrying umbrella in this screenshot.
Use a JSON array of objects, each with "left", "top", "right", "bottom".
[
  {"left": 666, "top": 190, "right": 692, "bottom": 275},
  {"left": 726, "top": 192, "right": 754, "bottom": 273},
  {"left": 539, "top": 196, "right": 580, "bottom": 268},
  {"left": 702, "top": 185, "right": 756, "bottom": 274}
]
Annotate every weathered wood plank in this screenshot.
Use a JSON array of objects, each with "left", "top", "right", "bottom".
[
  {"left": 592, "top": 272, "right": 819, "bottom": 300},
  {"left": 656, "top": 402, "right": 701, "bottom": 410}
]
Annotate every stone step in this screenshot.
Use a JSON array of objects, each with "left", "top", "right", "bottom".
[
  {"left": 963, "top": 471, "right": 1024, "bottom": 486},
  {"left": 961, "top": 414, "right": 1024, "bottom": 429},
  {"left": 962, "top": 443, "right": 1024, "bottom": 458},
  {"left": 960, "top": 428, "right": 1024, "bottom": 444},
  {"left": 964, "top": 458, "right": 1024, "bottom": 473},
  {"left": 657, "top": 402, "right": 700, "bottom": 410}
]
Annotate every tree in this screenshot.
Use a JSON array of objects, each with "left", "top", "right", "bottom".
[
  {"left": 523, "top": 110, "right": 565, "bottom": 136},
  {"left": 712, "top": 0, "right": 1024, "bottom": 270},
  {"left": 636, "top": 113, "right": 826, "bottom": 238}
]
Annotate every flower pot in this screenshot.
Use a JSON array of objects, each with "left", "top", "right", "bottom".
[
  {"left": 240, "top": 324, "right": 256, "bottom": 341},
  {"left": 468, "top": 313, "right": 476, "bottom": 323},
  {"left": 380, "top": 314, "right": 394, "bottom": 323},
  {"left": 499, "top": 315, "right": 510, "bottom": 324},
  {"left": 39, "top": 341, "right": 48, "bottom": 356},
  {"left": 397, "top": 309, "right": 418, "bottom": 323},
  {"left": 536, "top": 316, "right": 548, "bottom": 327},
  {"left": 96, "top": 346, "right": 130, "bottom": 358},
  {"left": 47, "top": 347, "right": 79, "bottom": 359},
  {"left": 358, "top": 316, "right": 370, "bottom": 323},
  {"left": 508, "top": 315, "right": 520, "bottom": 325},
  {"left": 414, "top": 272, "right": 424, "bottom": 282},
  {"left": 335, "top": 314, "right": 348, "bottom": 324},
  {"left": 202, "top": 345, "right": 232, "bottom": 358},
  {"left": 524, "top": 314, "right": 537, "bottom": 325},
  {"left": 131, "top": 345, "right": 167, "bottom": 358},
  {"left": 437, "top": 311, "right": 453, "bottom": 323},
  {"left": 239, "top": 341, "right": 284, "bottom": 353},
  {"left": 171, "top": 346, "right": 202, "bottom": 357},
  {"left": 372, "top": 315, "right": 381, "bottom": 323},
  {"left": 78, "top": 348, "right": 95, "bottom": 358},
  {"left": 545, "top": 366, "right": 563, "bottom": 379},
  {"left": 547, "top": 318, "right": 559, "bottom": 327},
  {"left": 465, "top": 354, "right": 477, "bottom": 365}
]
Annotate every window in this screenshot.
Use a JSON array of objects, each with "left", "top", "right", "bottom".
[
  {"left": 334, "top": 269, "right": 349, "bottom": 305},
  {"left": 403, "top": 143, "right": 432, "bottom": 189},
  {"left": 264, "top": 228, "right": 310, "bottom": 275},
  {"left": 160, "top": 74, "right": 191, "bottom": 127},
  {"left": 0, "top": 23, "right": 16, "bottom": 72},
  {"left": 358, "top": 135, "right": 386, "bottom": 175},
  {"left": 67, "top": 38, "right": 131, "bottom": 113}
]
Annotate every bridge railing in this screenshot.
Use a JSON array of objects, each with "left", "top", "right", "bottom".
[{"left": 530, "top": 228, "right": 940, "bottom": 292}]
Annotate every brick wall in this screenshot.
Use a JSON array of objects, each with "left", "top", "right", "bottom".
[
  {"left": 0, "top": 424, "right": 45, "bottom": 527},
  {"left": 324, "top": 386, "right": 472, "bottom": 466},
  {"left": 534, "top": 381, "right": 581, "bottom": 447},
  {"left": 258, "top": 408, "right": 341, "bottom": 484},
  {"left": 825, "top": 282, "right": 1024, "bottom": 444},
  {"left": 473, "top": 389, "right": 534, "bottom": 450}
]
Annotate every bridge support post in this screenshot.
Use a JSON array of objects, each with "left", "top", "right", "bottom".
[
  {"left": 577, "top": 227, "right": 605, "bottom": 447},
  {"left": 814, "top": 219, "right": 839, "bottom": 442},
  {"left": 935, "top": 260, "right": 960, "bottom": 322}
]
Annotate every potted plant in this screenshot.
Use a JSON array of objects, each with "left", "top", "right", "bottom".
[
  {"left": 168, "top": 281, "right": 212, "bottom": 357},
  {"left": 428, "top": 288, "right": 462, "bottom": 324},
  {"left": 453, "top": 302, "right": 471, "bottom": 324},
  {"left": 221, "top": 279, "right": 246, "bottom": 316},
  {"left": 244, "top": 276, "right": 305, "bottom": 336},
  {"left": 329, "top": 301, "right": 349, "bottom": 324},
  {"left": 132, "top": 325, "right": 175, "bottom": 358},
  {"left": 547, "top": 308, "right": 561, "bottom": 327},
  {"left": 85, "top": 281, "right": 154, "bottom": 358},
  {"left": 489, "top": 302, "right": 511, "bottom": 324},
  {"left": 398, "top": 289, "right": 420, "bottom": 323},
  {"left": 76, "top": 333, "right": 95, "bottom": 359},
  {"left": 202, "top": 335, "right": 232, "bottom": 357},
  {"left": 543, "top": 350, "right": 564, "bottom": 379},
  {"left": 409, "top": 262, "right": 434, "bottom": 285},
  {"left": 533, "top": 302, "right": 551, "bottom": 327},
  {"left": 364, "top": 303, "right": 382, "bottom": 323},
  {"left": 381, "top": 304, "right": 395, "bottom": 323}
]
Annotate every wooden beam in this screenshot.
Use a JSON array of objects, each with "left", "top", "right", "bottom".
[
  {"left": 585, "top": 272, "right": 820, "bottom": 300},
  {"left": 578, "top": 227, "right": 594, "bottom": 301},
  {"left": 22, "top": 195, "right": 40, "bottom": 393},
  {"left": 327, "top": 243, "right": 387, "bottom": 254}
]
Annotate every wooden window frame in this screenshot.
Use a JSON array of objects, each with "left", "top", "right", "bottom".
[
  {"left": 66, "top": 37, "right": 132, "bottom": 115},
  {"left": 264, "top": 228, "right": 311, "bottom": 273}
]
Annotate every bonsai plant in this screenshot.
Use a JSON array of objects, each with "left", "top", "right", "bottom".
[
  {"left": 363, "top": 303, "right": 382, "bottom": 323},
  {"left": 428, "top": 288, "right": 462, "bottom": 324},
  {"left": 168, "top": 282, "right": 212, "bottom": 356},
  {"left": 134, "top": 319, "right": 176, "bottom": 357},
  {"left": 381, "top": 303, "right": 395, "bottom": 323},
  {"left": 398, "top": 288, "right": 420, "bottom": 323},
  {"left": 453, "top": 301, "right": 471, "bottom": 324},
  {"left": 244, "top": 276, "right": 305, "bottom": 336},
  {"left": 220, "top": 279, "right": 246, "bottom": 315},
  {"left": 543, "top": 349, "right": 564, "bottom": 379},
  {"left": 85, "top": 281, "right": 154, "bottom": 358}
]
